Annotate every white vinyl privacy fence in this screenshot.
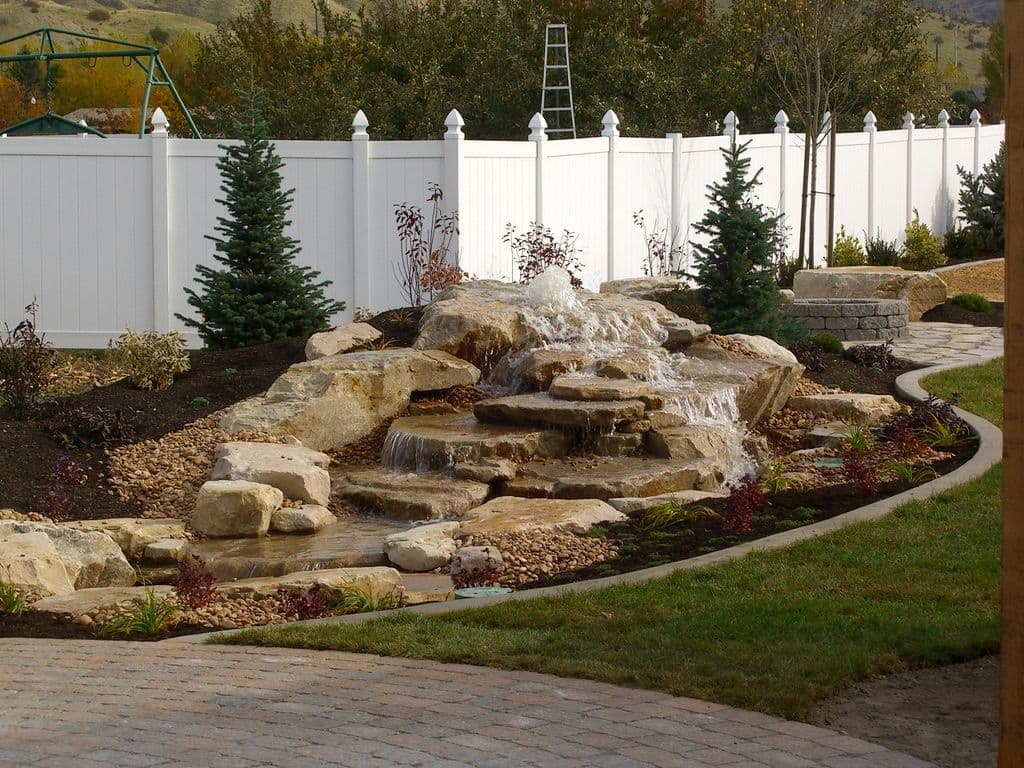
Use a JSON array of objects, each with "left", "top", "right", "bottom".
[{"left": 0, "top": 107, "right": 1004, "bottom": 348}]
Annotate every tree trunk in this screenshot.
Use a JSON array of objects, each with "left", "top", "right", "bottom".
[
  {"left": 1000, "top": 5, "right": 1023, "bottom": 765},
  {"left": 826, "top": 113, "right": 837, "bottom": 266},
  {"left": 798, "top": 131, "right": 811, "bottom": 269},
  {"left": 808, "top": 134, "right": 818, "bottom": 270}
]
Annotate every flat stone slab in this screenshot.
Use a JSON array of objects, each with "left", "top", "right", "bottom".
[
  {"left": 336, "top": 470, "right": 490, "bottom": 520},
  {"left": 401, "top": 573, "right": 454, "bottom": 604},
  {"left": 786, "top": 393, "right": 900, "bottom": 425},
  {"left": 32, "top": 586, "right": 175, "bottom": 616},
  {"left": 188, "top": 515, "right": 405, "bottom": 580},
  {"left": 608, "top": 489, "right": 729, "bottom": 514},
  {"left": 459, "top": 497, "right": 626, "bottom": 535},
  {"left": 383, "top": 413, "right": 568, "bottom": 471},
  {"left": 474, "top": 392, "right": 646, "bottom": 430},
  {"left": 63, "top": 518, "right": 188, "bottom": 559},
  {"left": 216, "top": 566, "right": 404, "bottom": 601},
  {"left": 548, "top": 375, "right": 662, "bottom": 408},
  {"left": 503, "top": 457, "right": 720, "bottom": 500}
]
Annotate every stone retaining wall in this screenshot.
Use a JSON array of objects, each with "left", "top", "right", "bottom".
[{"left": 789, "top": 298, "right": 909, "bottom": 341}]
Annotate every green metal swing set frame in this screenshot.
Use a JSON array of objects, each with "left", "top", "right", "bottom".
[{"left": 0, "top": 27, "right": 201, "bottom": 138}]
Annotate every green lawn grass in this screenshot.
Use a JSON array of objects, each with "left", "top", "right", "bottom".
[
  {"left": 923, "top": 357, "right": 1004, "bottom": 427},
  {"left": 221, "top": 360, "right": 1004, "bottom": 721}
]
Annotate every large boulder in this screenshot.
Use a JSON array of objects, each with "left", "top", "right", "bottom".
[
  {"left": 793, "top": 267, "right": 946, "bottom": 321},
  {"left": 305, "top": 322, "right": 381, "bottom": 360},
  {"left": 212, "top": 442, "right": 331, "bottom": 505},
  {"left": 644, "top": 425, "right": 737, "bottom": 461},
  {"left": 270, "top": 504, "right": 336, "bottom": 534},
  {"left": 384, "top": 522, "right": 460, "bottom": 572},
  {"left": 219, "top": 349, "right": 480, "bottom": 451},
  {"left": 460, "top": 497, "right": 626, "bottom": 535},
  {"left": 0, "top": 531, "right": 74, "bottom": 597},
  {"left": 192, "top": 480, "right": 283, "bottom": 538},
  {"left": 0, "top": 521, "right": 135, "bottom": 590},
  {"left": 786, "top": 393, "right": 901, "bottom": 425},
  {"left": 414, "top": 279, "right": 676, "bottom": 376}
]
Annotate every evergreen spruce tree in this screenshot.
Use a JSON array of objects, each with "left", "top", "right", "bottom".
[
  {"left": 690, "top": 140, "right": 804, "bottom": 344},
  {"left": 177, "top": 88, "right": 344, "bottom": 348}
]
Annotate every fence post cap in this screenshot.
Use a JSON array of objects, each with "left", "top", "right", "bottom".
[
  {"left": 601, "top": 109, "right": 620, "bottom": 138},
  {"left": 774, "top": 110, "right": 789, "bottom": 132},
  {"left": 863, "top": 110, "right": 877, "bottom": 131},
  {"left": 444, "top": 108, "right": 465, "bottom": 139},
  {"left": 903, "top": 111, "right": 916, "bottom": 130},
  {"left": 970, "top": 108, "right": 982, "bottom": 127},
  {"left": 938, "top": 108, "right": 950, "bottom": 128},
  {"left": 352, "top": 109, "right": 369, "bottom": 137},
  {"left": 151, "top": 107, "right": 169, "bottom": 136},
  {"left": 529, "top": 112, "right": 548, "bottom": 141},
  {"left": 722, "top": 110, "right": 738, "bottom": 136}
]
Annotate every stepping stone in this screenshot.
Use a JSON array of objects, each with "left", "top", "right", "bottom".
[
  {"left": 270, "top": 505, "right": 336, "bottom": 534},
  {"left": 460, "top": 497, "right": 626, "bottom": 535},
  {"left": 336, "top": 470, "right": 489, "bottom": 520},
  {"left": 384, "top": 413, "right": 569, "bottom": 471},
  {"left": 143, "top": 538, "right": 188, "bottom": 564},
  {"left": 474, "top": 392, "right": 646, "bottom": 430},
  {"left": 548, "top": 375, "right": 663, "bottom": 408},
  {"left": 453, "top": 458, "right": 518, "bottom": 483},
  {"left": 502, "top": 457, "right": 721, "bottom": 500}
]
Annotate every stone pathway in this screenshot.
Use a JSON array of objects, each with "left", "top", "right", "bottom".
[
  {"left": 0, "top": 639, "right": 933, "bottom": 767},
  {"left": 843, "top": 322, "right": 1003, "bottom": 366}
]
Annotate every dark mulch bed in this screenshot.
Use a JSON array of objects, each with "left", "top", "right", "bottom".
[
  {"left": 368, "top": 306, "right": 424, "bottom": 348},
  {"left": 522, "top": 443, "right": 976, "bottom": 589},
  {"left": 0, "top": 611, "right": 212, "bottom": 640},
  {"left": 921, "top": 300, "right": 1004, "bottom": 328},
  {"left": 0, "top": 337, "right": 306, "bottom": 520},
  {"left": 800, "top": 351, "right": 920, "bottom": 395}
]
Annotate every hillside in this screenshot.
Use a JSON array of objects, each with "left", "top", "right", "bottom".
[{"left": 0, "top": 0, "right": 357, "bottom": 42}]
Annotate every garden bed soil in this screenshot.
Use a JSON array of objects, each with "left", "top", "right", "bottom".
[
  {"left": 800, "top": 351, "right": 919, "bottom": 395},
  {"left": 921, "top": 300, "right": 1004, "bottom": 327},
  {"left": 520, "top": 443, "right": 976, "bottom": 590},
  {"left": 811, "top": 655, "right": 998, "bottom": 768},
  {"left": 0, "top": 337, "right": 306, "bottom": 520},
  {"left": 0, "top": 610, "right": 211, "bottom": 641}
]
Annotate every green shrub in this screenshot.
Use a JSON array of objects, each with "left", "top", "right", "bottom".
[
  {"left": 96, "top": 588, "right": 180, "bottom": 637},
  {"left": 943, "top": 227, "right": 982, "bottom": 262},
  {"left": 865, "top": 234, "right": 902, "bottom": 266},
  {"left": 951, "top": 292, "right": 994, "bottom": 313},
  {"left": 809, "top": 333, "right": 844, "bottom": 354},
  {"left": 829, "top": 226, "right": 866, "bottom": 267},
  {"left": 900, "top": 213, "right": 946, "bottom": 271},
  {"left": 956, "top": 142, "right": 1004, "bottom": 254},
  {"left": 110, "top": 330, "right": 191, "bottom": 391}
]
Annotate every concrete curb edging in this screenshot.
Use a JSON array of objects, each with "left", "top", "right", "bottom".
[
  {"left": 176, "top": 355, "right": 1003, "bottom": 644},
  {"left": 932, "top": 256, "right": 1004, "bottom": 274}
]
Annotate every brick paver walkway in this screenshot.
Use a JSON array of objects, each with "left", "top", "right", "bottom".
[
  {"left": 844, "top": 321, "right": 1003, "bottom": 367},
  {"left": 0, "top": 639, "right": 932, "bottom": 767}
]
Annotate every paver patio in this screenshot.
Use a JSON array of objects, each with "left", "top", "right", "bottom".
[
  {"left": 845, "top": 321, "right": 1003, "bottom": 366},
  {"left": 0, "top": 639, "right": 934, "bottom": 767}
]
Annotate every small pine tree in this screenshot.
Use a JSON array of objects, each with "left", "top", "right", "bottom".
[
  {"left": 690, "top": 141, "right": 804, "bottom": 344},
  {"left": 956, "top": 142, "right": 1005, "bottom": 255},
  {"left": 177, "top": 88, "right": 343, "bottom": 348}
]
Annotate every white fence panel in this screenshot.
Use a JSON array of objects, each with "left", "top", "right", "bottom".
[{"left": 0, "top": 109, "right": 1005, "bottom": 348}]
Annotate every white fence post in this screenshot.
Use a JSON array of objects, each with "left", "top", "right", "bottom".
[
  {"left": 150, "top": 108, "right": 171, "bottom": 333},
  {"left": 938, "top": 108, "right": 951, "bottom": 233},
  {"left": 904, "top": 111, "right": 916, "bottom": 224},
  {"left": 351, "top": 110, "right": 371, "bottom": 314},
  {"left": 774, "top": 110, "right": 789, "bottom": 220},
  {"left": 971, "top": 108, "right": 982, "bottom": 175},
  {"left": 603, "top": 109, "right": 620, "bottom": 281},
  {"left": 723, "top": 110, "right": 739, "bottom": 143},
  {"left": 667, "top": 131, "right": 683, "bottom": 255},
  {"left": 528, "top": 113, "right": 547, "bottom": 229},
  {"left": 443, "top": 109, "right": 465, "bottom": 265},
  {"left": 864, "top": 111, "right": 877, "bottom": 239}
]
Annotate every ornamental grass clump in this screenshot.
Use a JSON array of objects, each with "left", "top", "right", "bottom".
[{"left": 96, "top": 588, "right": 180, "bottom": 637}]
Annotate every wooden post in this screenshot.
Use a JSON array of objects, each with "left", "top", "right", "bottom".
[{"left": 1000, "top": 5, "right": 1023, "bottom": 764}]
